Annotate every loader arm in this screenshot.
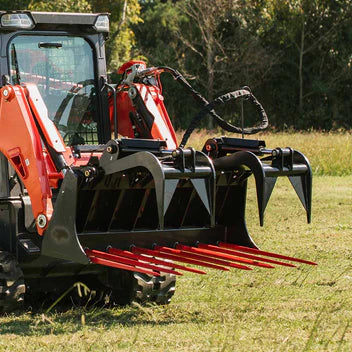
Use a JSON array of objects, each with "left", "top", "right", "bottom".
[
  {"left": 0, "top": 81, "right": 77, "bottom": 234},
  {"left": 0, "top": 85, "right": 55, "bottom": 234}
]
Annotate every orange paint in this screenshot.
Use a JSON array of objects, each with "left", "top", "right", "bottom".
[{"left": 0, "top": 85, "right": 53, "bottom": 234}]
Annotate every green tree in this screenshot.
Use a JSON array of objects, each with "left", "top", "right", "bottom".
[
  {"left": 133, "top": 1, "right": 196, "bottom": 129},
  {"left": 4, "top": 0, "right": 352, "bottom": 129},
  {"left": 262, "top": 0, "right": 352, "bottom": 128},
  {"left": 90, "top": 0, "right": 142, "bottom": 70},
  {"left": 133, "top": 1, "right": 184, "bottom": 66},
  {"left": 28, "top": 0, "right": 91, "bottom": 12},
  {"left": 0, "top": 0, "right": 30, "bottom": 10},
  {"left": 135, "top": 0, "right": 275, "bottom": 130}
]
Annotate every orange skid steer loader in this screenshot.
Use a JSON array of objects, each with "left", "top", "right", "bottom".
[{"left": 0, "top": 11, "right": 314, "bottom": 311}]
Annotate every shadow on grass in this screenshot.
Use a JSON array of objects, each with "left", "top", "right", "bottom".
[{"left": 0, "top": 304, "right": 206, "bottom": 336}]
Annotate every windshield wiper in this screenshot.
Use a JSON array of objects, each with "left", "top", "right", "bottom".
[{"left": 38, "top": 42, "right": 63, "bottom": 49}]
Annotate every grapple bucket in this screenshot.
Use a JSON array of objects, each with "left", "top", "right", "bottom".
[
  {"left": 40, "top": 61, "right": 314, "bottom": 278},
  {"left": 41, "top": 135, "right": 315, "bottom": 276}
]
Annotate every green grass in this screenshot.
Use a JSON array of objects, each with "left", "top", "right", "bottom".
[
  {"left": 1, "top": 175, "right": 352, "bottom": 351},
  {"left": 180, "top": 130, "right": 352, "bottom": 176},
  {"left": 1, "top": 132, "right": 352, "bottom": 351}
]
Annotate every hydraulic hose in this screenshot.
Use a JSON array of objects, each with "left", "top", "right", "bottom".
[
  {"left": 135, "top": 66, "right": 269, "bottom": 147},
  {"left": 180, "top": 89, "right": 268, "bottom": 148}
]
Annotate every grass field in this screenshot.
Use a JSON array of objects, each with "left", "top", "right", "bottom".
[
  {"left": 181, "top": 130, "right": 352, "bottom": 176},
  {"left": 1, "top": 132, "right": 352, "bottom": 351}
]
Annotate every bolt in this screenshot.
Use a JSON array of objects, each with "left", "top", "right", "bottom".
[
  {"left": 205, "top": 144, "right": 214, "bottom": 151},
  {"left": 37, "top": 214, "right": 47, "bottom": 229},
  {"left": 128, "top": 87, "right": 137, "bottom": 99},
  {"left": 84, "top": 167, "right": 97, "bottom": 178},
  {"left": 106, "top": 145, "right": 118, "bottom": 154},
  {"left": 171, "top": 149, "right": 180, "bottom": 159}
]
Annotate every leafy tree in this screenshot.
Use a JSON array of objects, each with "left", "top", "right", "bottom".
[
  {"left": 90, "top": 0, "right": 142, "bottom": 70},
  {"left": 133, "top": 1, "right": 197, "bottom": 129},
  {"left": 135, "top": 0, "right": 276, "bottom": 130},
  {"left": 133, "top": 1, "right": 185, "bottom": 66},
  {"left": 28, "top": 0, "right": 91, "bottom": 12},
  {"left": 0, "top": 0, "right": 30, "bottom": 10},
  {"left": 262, "top": 0, "right": 352, "bottom": 128}
]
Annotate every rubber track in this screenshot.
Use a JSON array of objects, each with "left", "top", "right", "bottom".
[{"left": 0, "top": 251, "right": 25, "bottom": 313}]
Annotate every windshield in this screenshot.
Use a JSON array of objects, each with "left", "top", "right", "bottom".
[{"left": 9, "top": 35, "right": 98, "bottom": 145}]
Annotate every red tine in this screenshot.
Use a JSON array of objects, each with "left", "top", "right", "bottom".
[
  {"left": 88, "top": 255, "right": 160, "bottom": 276},
  {"left": 154, "top": 246, "right": 252, "bottom": 270},
  {"left": 108, "top": 247, "right": 205, "bottom": 275},
  {"left": 218, "top": 242, "right": 317, "bottom": 266},
  {"left": 131, "top": 246, "right": 229, "bottom": 271},
  {"left": 173, "top": 244, "right": 273, "bottom": 269},
  {"left": 86, "top": 249, "right": 182, "bottom": 276},
  {"left": 198, "top": 243, "right": 296, "bottom": 268}
]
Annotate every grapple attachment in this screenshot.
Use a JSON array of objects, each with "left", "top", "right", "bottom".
[
  {"left": 41, "top": 135, "right": 314, "bottom": 276},
  {"left": 39, "top": 61, "right": 314, "bottom": 290}
]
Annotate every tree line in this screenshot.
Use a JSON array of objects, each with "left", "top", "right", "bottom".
[{"left": 2, "top": 0, "right": 352, "bottom": 131}]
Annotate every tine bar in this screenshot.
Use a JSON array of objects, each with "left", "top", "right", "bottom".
[
  {"left": 198, "top": 243, "right": 296, "bottom": 268},
  {"left": 218, "top": 242, "right": 317, "bottom": 265},
  {"left": 131, "top": 246, "right": 229, "bottom": 271},
  {"left": 88, "top": 256, "right": 160, "bottom": 276},
  {"left": 86, "top": 249, "right": 181, "bottom": 275},
  {"left": 154, "top": 246, "right": 252, "bottom": 270},
  {"left": 173, "top": 244, "right": 273, "bottom": 269}
]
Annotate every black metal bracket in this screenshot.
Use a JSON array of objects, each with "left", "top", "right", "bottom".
[{"left": 41, "top": 169, "right": 89, "bottom": 264}]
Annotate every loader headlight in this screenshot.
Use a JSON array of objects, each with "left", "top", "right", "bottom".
[
  {"left": 1, "top": 13, "right": 34, "bottom": 29},
  {"left": 93, "top": 15, "right": 109, "bottom": 32}
]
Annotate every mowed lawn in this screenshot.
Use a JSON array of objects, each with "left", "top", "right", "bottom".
[{"left": 1, "top": 132, "right": 352, "bottom": 352}]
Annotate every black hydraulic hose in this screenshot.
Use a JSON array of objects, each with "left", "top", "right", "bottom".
[
  {"left": 179, "top": 89, "right": 268, "bottom": 148},
  {"left": 155, "top": 67, "right": 268, "bottom": 136},
  {"left": 158, "top": 67, "right": 210, "bottom": 106},
  {"left": 134, "top": 66, "right": 268, "bottom": 146}
]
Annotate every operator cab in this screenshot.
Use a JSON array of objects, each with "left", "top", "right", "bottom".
[{"left": 0, "top": 11, "right": 111, "bottom": 145}]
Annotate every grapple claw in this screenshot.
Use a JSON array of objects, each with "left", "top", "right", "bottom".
[{"left": 208, "top": 138, "right": 312, "bottom": 226}]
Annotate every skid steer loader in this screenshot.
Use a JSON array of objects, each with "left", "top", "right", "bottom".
[{"left": 0, "top": 11, "right": 315, "bottom": 312}]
